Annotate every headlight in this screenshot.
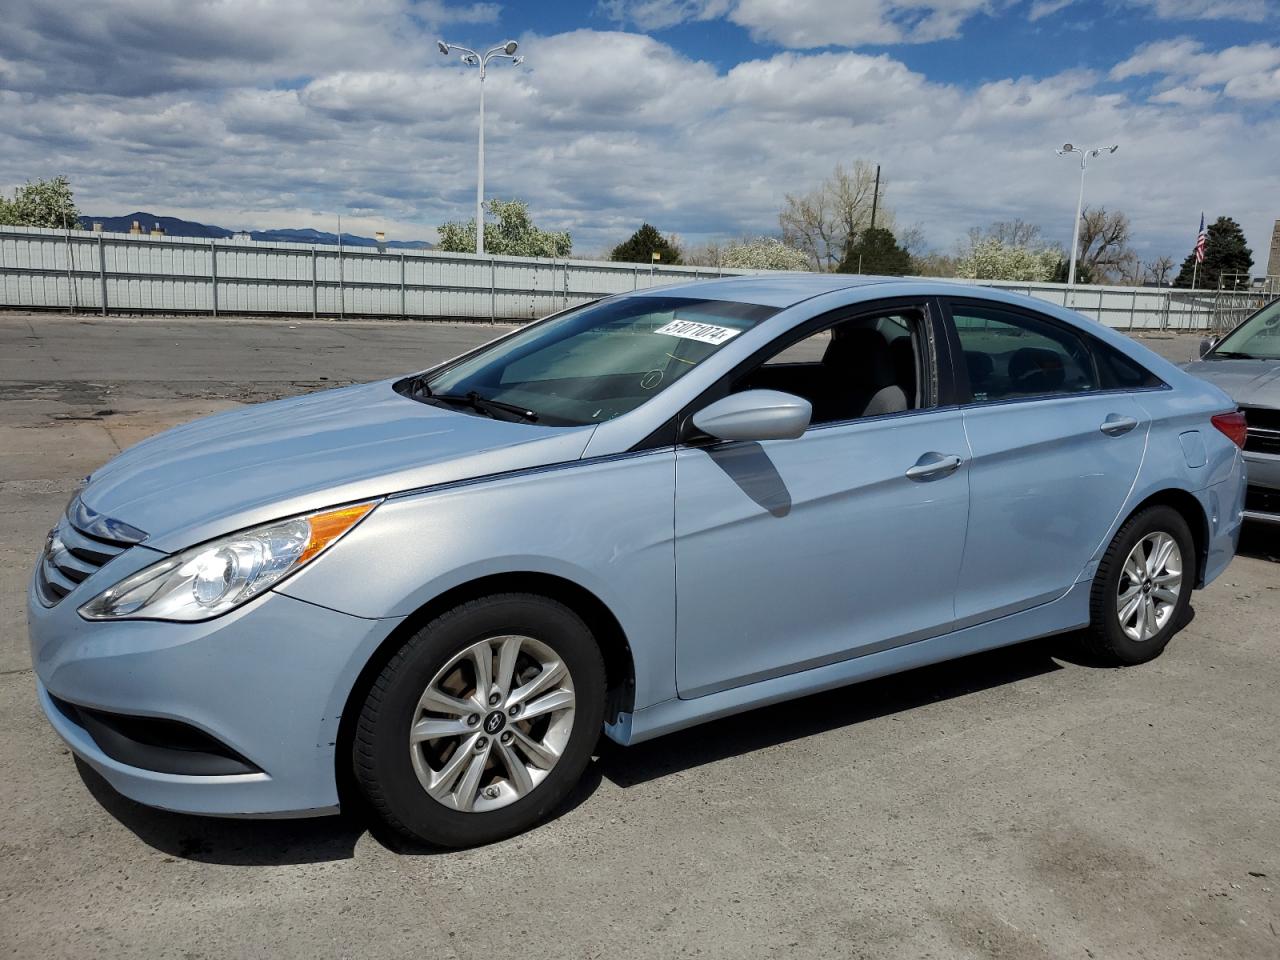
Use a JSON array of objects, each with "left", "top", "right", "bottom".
[{"left": 79, "top": 501, "right": 378, "bottom": 622}]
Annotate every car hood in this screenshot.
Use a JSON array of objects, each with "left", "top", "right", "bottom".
[
  {"left": 1183, "top": 358, "right": 1280, "bottom": 408},
  {"left": 82, "top": 380, "right": 595, "bottom": 552}
]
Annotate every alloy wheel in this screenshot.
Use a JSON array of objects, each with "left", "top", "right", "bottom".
[
  {"left": 409, "top": 634, "right": 576, "bottom": 813},
  {"left": 1116, "top": 531, "right": 1183, "bottom": 642}
]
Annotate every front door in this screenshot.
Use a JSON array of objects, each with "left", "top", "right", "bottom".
[{"left": 673, "top": 305, "right": 971, "bottom": 698}]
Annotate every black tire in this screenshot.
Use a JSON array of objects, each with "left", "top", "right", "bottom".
[
  {"left": 1081, "top": 505, "right": 1195, "bottom": 665},
  {"left": 353, "top": 593, "right": 605, "bottom": 848}
]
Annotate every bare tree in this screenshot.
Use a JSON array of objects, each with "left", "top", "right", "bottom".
[
  {"left": 684, "top": 240, "right": 725, "bottom": 267},
  {"left": 985, "top": 218, "right": 1043, "bottom": 248},
  {"left": 779, "top": 161, "right": 881, "bottom": 271},
  {"left": 1146, "top": 255, "right": 1174, "bottom": 286},
  {"left": 1077, "top": 207, "right": 1133, "bottom": 282},
  {"left": 897, "top": 224, "right": 926, "bottom": 259},
  {"left": 911, "top": 251, "right": 958, "bottom": 278}
]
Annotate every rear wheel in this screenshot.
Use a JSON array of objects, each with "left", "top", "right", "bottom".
[
  {"left": 353, "top": 594, "right": 605, "bottom": 847},
  {"left": 1082, "top": 505, "right": 1194, "bottom": 665}
]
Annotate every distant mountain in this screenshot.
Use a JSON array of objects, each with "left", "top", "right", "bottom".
[{"left": 79, "top": 212, "right": 433, "bottom": 248}]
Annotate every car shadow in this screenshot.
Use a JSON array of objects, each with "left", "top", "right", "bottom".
[
  {"left": 75, "top": 752, "right": 604, "bottom": 864},
  {"left": 596, "top": 638, "right": 1063, "bottom": 789},
  {"left": 1238, "top": 523, "right": 1280, "bottom": 563},
  {"left": 76, "top": 634, "right": 1135, "bottom": 863}
]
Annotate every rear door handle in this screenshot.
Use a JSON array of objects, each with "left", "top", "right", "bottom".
[
  {"left": 1100, "top": 414, "right": 1139, "bottom": 437},
  {"left": 906, "top": 452, "right": 963, "bottom": 481}
]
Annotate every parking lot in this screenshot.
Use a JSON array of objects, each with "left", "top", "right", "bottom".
[{"left": 2, "top": 312, "right": 1277, "bottom": 960}]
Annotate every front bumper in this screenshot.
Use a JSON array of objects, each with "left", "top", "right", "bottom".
[
  {"left": 1242, "top": 450, "right": 1280, "bottom": 525},
  {"left": 29, "top": 573, "right": 403, "bottom": 817}
]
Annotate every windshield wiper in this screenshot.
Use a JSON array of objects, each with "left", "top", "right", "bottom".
[
  {"left": 432, "top": 390, "right": 539, "bottom": 423},
  {"left": 1211, "top": 351, "right": 1258, "bottom": 359}
]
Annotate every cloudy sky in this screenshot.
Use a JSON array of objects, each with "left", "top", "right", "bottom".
[{"left": 1, "top": 0, "right": 1276, "bottom": 262}]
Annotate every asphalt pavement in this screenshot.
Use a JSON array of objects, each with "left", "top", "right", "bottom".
[{"left": 1, "top": 313, "right": 1276, "bottom": 960}]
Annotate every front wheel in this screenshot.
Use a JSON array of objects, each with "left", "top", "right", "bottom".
[
  {"left": 353, "top": 593, "right": 605, "bottom": 847},
  {"left": 1082, "top": 505, "right": 1195, "bottom": 665}
]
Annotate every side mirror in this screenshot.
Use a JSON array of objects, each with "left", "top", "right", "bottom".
[
  {"left": 690, "top": 390, "right": 812, "bottom": 442},
  {"left": 1198, "top": 336, "right": 1217, "bottom": 358}
]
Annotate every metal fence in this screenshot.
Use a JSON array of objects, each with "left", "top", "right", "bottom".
[{"left": 1, "top": 225, "right": 1272, "bottom": 332}]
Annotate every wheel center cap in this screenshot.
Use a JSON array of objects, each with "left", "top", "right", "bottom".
[
  {"left": 1142, "top": 579, "right": 1152, "bottom": 593},
  {"left": 483, "top": 710, "right": 506, "bottom": 735}
]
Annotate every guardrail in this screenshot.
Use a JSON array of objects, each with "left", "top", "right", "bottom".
[{"left": 1, "top": 225, "right": 1271, "bottom": 331}]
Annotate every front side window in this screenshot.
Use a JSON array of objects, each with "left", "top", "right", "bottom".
[
  {"left": 414, "top": 296, "right": 779, "bottom": 426},
  {"left": 1210, "top": 298, "right": 1280, "bottom": 360},
  {"left": 951, "top": 304, "right": 1097, "bottom": 402},
  {"left": 734, "top": 310, "right": 926, "bottom": 425}
]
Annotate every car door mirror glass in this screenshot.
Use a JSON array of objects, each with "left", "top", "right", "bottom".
[
  {"left": 691, "top": 390, "right": 812, "bottom": 442},
  {"left": 1198, "top": 336, "right": 1217, "bottom": 358}
]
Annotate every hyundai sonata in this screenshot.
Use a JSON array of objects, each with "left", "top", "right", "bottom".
[{"left": 30, "top": 276, "right": 1246, "bottom": 847}]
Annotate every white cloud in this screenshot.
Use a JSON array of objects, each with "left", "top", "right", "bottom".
[
  {"left": 598, "top": 0, "right": 733, "bottom": 30},
  {"left": 728, "top": 0, "right": 994, "bottom": 46},
  {"left": 1148, "top": 85, "right": 1218, "bottom": 107},
  {"left": 1113, "top": 38, "right": 1280, "bottom": 102},
  {"left": 1128, "top": 0, "right": 1271, "bottom": 21},
  {"left": 604, "top": 0, "right": 997, "bottom": 45},
  {"left": 1027, "top": 0, "right": 1075, "bottom": 20},
  {"left": 0, "top": 10, "right": 1276, "bottom": 266},
  {"left": 608, "top": 0, "right": 1275, "bottom": 46}
]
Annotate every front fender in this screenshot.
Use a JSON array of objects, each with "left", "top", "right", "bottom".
[{"left": 278, "top": 451, "right": 678, "bottom": 711}]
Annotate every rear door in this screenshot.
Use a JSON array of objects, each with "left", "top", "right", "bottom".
[{"left": 942, "top": 298, "right": 1149, "bottom": 625}]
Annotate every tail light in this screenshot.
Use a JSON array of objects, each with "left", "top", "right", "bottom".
[{"left": 1211, "top": 411, "right": 1247, "bottom": 449}]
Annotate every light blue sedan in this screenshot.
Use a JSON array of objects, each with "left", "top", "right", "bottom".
[{"left": 29, "top": 276, "right": 1246, "bottom": 847}]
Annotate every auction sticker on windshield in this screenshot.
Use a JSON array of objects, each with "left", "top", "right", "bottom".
[{"left": 654, "top": 319, "right": 742, "bottom": 346}]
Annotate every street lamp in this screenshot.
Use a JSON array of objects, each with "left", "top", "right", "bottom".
[
  {"left": 438, "top": 39, "right": 524, "bottom": 256},
  {"left": 1056, "top": 142, "right": 1118, "bottom": 286}
]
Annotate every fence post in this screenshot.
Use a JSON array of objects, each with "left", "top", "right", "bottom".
[
  {"left": 490, "top": 257, "right": 496, "bottom": 323},
  {"left": 210, "top": 240, "right": 218, "bottom": 317},
  {"left": 400, "top": 251, "right": 406, "bottom": 317},
  {"left": 311, "top": 247, "right": 318, "bottom": 319},
  {"left": 1128, "top": 289, "right": 1137, "bottom": 332},
  {"left": 337, "top": 247, "right": 344, "bottom": 320},
  {"left": 64, "top": 229, "right": 75, "bottom": 314},
  {"left": 97, "top": 234, "right": 108, "bottom": 317}
]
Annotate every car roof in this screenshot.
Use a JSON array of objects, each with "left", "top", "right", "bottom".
[{"left": 627, "top": 273, "right": 898, "bottom": 308}]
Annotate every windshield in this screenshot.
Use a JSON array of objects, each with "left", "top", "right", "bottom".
[
  {"left": 415, "top": 295, "right": 780, "bottom": 426},
  {"left": 1211, "top": 298, "right": 1280, "bottom": 360}
]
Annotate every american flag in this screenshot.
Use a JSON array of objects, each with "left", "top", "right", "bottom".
[{"left": 1194, "top": 213, "right": 1207, "bottom": 264}]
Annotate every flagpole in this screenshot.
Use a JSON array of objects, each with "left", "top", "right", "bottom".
[{"left": 1192, "top": 261, "right": 1198, "bottom": 290}]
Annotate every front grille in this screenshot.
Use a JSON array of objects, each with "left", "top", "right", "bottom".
[
  {"left": 1245, "top": 486, "right": 1280, "bottom": 517},
  {"left": 35, "top": 498, "right": 144, "bottom": 607},
  {"left": 1242, "top": 407, "right": 1280, "bottom": 456}
]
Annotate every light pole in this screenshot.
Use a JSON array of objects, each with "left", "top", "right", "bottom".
[
  {"left": 1055, "top": 142, "right": 1118, "bottom": 286},
  {"left": 438, "top": 39, "right": 524, "bottom": 256}
]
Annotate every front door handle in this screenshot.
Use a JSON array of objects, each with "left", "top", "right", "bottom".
[
  {"left": 906, "top": 452, "right": 963, "bottom": 482},
  {"left": 1100, "top": 414, "right": 1139, "bottom": 437}
]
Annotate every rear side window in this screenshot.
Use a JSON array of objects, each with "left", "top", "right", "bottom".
[
  {"left": 1093, "top": 342, "right": 1164, "bottom": 390},
  {"left": 950, "top": 303, "right": 1097, "bottom": 402}
]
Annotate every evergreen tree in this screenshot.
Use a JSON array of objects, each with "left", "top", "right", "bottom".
[
  {"left": 1173, "top": 216, "right": 1253, "bottom": 289},
  {"left": 837, "top": 227, "right": 912, "bottom": 276},
  {"left": 610, "top": 223, "right": 682, "bottom": 265},
  {"left": 1051, "top": 258, "right": 1094, "bottom": 285}
]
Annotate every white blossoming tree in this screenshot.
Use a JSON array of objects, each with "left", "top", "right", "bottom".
[
  {"left": 720, "top": 237, "right": 811, "bottom": 272},
  {"left": 437, "top": 199, "right": 571, "bottom": 258},
  {"left": 955, "top": 237, "right": 1062, "bottom": 282}
]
